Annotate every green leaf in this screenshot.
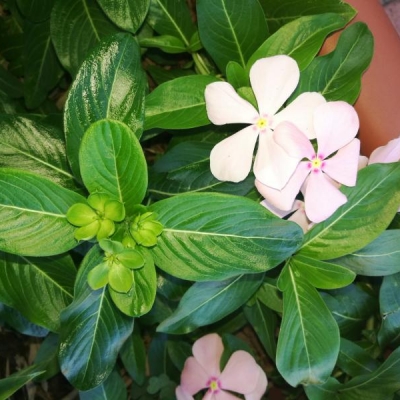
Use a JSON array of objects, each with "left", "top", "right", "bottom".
[
  {"left": 197, "top": 0, "right": 268, "bottom": 72},
  {"left": 299, "top": 164, "right": 400, "bottom": 260},
  {"left": 147, "top": 0, "right": 196, "bottom": 47},
  {"left": 16, "top": 0, "right": 55, "bottom": 22},
  {"left": 59, "top": 245, "right": 134, "bottom": 390},
  {"left": 50, "top": 0, "right": 120, "bottom": 75},
  {"left": 149, "top": 193, "right": 303, "bottom": 281},
  {"left": 33, "top": 333, "right": 60, "bottom": 381},
  {"left": 0, "top": 65, "right": 23, "bottom": 98},
  {"left": 96, "top": 0, "right": 149, "bottom": 33},
  {"left": 226, "top": 61, "right": 249, "bottom": 89},
  {"left": 0, "top": 252, "right": 75, "bottom": 332},
  {"left": 0, "top": 169, "right": 85, "bottom": 256},
  {"left": 258, "top": 0, "right": 356, "bottom": 33},
  {"left": 65, "top": 33, "right": 146, "bottom": 178},
  {"left": 247, "top": 13, "right": 348, "bottom": 71},
  {"left": 144, "top": 75, "right": 218, "bottom": 130},
  {"left": 109, "top": 264, "right": 133, "bottom": 293},
  {"left": 276, "top": 263, "right": 340, "bottom": 386},
  {"left": 157, "top": 273, "right": 264, "bottom": 334},
  {"left": 24, "top": 19, "right": 64, "bottom": 109},
  {"left": 291, "top": 254, "right": 355, "bottom": 290},
  {"left": 140, "top": 35, "right": 187, "bottom": 54},
  {"left": 0, "top": 115, "right": 78, "bottom": 190},
  {"left": 256, "top": 278, "right": 283, "bottom": 313},
  {"left": 331, "top": 230, "right": 400, "bottom": 276},
  {"left": 292, "top": 22, "right": 373, "bottom": 104},
  {"left": 79, "top": 120, "right": 148, "bottom": 213},
  {"left": 167, "top": 340, "right": 192, "bottom": 371}
]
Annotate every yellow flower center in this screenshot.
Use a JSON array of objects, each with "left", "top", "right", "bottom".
[
  {"left": 207, "top": 377, "right": 221, "bottom": 393},
  {"left": 256, "top": 117, "right": 268, "bottom": 130},
  {"left": 311, "top": 158, "right": 322, "bottom": 169}
]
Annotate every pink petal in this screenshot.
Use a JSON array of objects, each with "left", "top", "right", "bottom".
[
  {"left": 323, "top": 139, "right": 360, "bottom": 186},
  {"left": 273, "top": 92, "right": 326, "bottom": 138},
  {"left": 219, "top": 351, "right": 260, "bottom": 395},
  {"left": 304, "top": 172, "right": 347, "bottom": 223},
  {"left": 250, "top": 56, "right": 299, "bottom": 116},
  {"left": 255, "top": 162, "right": 310, "bottom": 211},
  {"left": 260, "top": 198, "right": 299, "bottom": 218},
  {"left": 314, "top": 101, "right": 359, "bottom": 157},
  {"left": 254, "top": 129, "right": 302, "bottom": 190},
  {"left": 210, "top": 126, "right": 259, "bottom": 182},
  {"left": 176, "top": 386, "right": 195, "bottom": 400},
  {"left": 181, "top": 357, "right": 210, "bottom": 395},
  {"left": 205, "top": 82, "right": 259, "bottom": 125},
  {"left": 273, "top": 121, "right": 315, "bottom": 159},
  {"left": 203, "top": 391, "right": 241, "bottom": 400},
  {"left": 244, "top": 366, "right": 268, "bottom": 400},
  {"left": 192, "top": 333, "right": 223, "bottom": 377},
  {"left": 358, "top": 156, "right": 369, "bottom": 170},
  {"left": 369, "top": 136, "right": 400, "bottom": 164}
]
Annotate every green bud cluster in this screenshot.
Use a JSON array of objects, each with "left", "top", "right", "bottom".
[
  {"left": 129, "top": 208, "right": 163, "bottom": 247},
  {"left": 67, "top": 193, "right": 125, "bottom": 241},
  {"left": 87, "top": 239, "right": 145, "bottom": 293}
]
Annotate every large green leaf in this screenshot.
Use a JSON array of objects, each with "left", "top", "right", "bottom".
[
  {"left": 79, "top": 120, "right": 148, "bottom": 214},
  {"left": 299, "top": 164, "right": 400, "bottom": 260},
  {"left": 0, "top": 65, "right": 23, "bottom": 98},
  {"left": 96, "top": 0, "right": 149, "bottom": 33},
  {"left": 149, "top": 193, "right": 303, "bottom": 281},
  {"left": 65, "top": 33, "right": 146, "bottom": 178},
  {"left": 16, "top": 0, "right": 55, "bottom": 22},
  {"left": 157, "top": 273, "right": 264, "bottom": 334},
  {"left": 0, "top": 169, "right": 85, "bottom": 256},
  {"left": 247, "top": 13, "right": 348, "bottom": 71},
  {"left": 59, "top": 245, "right": 134, "bottom": 390},
  {"left": 197, "top": 0, "right": 268, "bottom": 72},
  {"left": 144, "top": 75, "right": 218, "bottom": 130},
  {"left": 50, "top": 0, "right": 120, "bottom": 75},
  {"left": 276, "top": 262, "right": 340, "bottom": 387},
  {"left": 331, "top": 230, "right": 400, "bottom": 276},
  {"left": 258, "top": 0, "right": 356, "bottom": 33},
  {"left": 0, "top": 115, "right": 77, "bottom": 190},
  {"left": 292, "top": 22, "right": 373, "bottom": 104},
  {"left": 0, "top": 252, "right": 75, "bottom": 332}
]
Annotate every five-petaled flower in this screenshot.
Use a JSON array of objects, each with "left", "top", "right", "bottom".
[
  {"left": 176, "top": 333, "right": 267, "bottom": 400},
  {"left": 205, "top": 55, "right": 325, "bottom": 189},
  {"left": 256, "top": 101, "right": 360, "bottom": 223}
]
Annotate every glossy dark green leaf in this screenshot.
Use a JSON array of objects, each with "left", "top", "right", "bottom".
[
  {"left": 149, "top": 193, "right": 303, "bottom": 281},
  {"left": 59, "top": 245, "right": 134, "bottom": 390},
  {"left": 197, "top": 0, "right": 268, "bottom": 72},
  {"left": 140, "top": 35, "right": 187, "bottom": 53},
  {"left": 299, "top": 164, "right": 400, "bottom": 260},
  {"left": 144, "top": 75, "right": 218, "bottom": 130},
  {"left": 65, "top": 33, "right": 146, "bottom": 178},
  {"left": 276, "top": 263, "right": 340, "bottom": 386},
  {"left": 256, "top": 278, "right": 283, "bottom": 313},
  {"left": 157, "top": 273, "right": 264, "bottom": 334},
  {"left": 258, "top": 0, "right": 356, "bottom": 33},
  {"left": 96, "top": 0, "right": 149, "bottom": 33},
  {"left": 16, "top": 0, "right": 55, "bottom": 22},
  {"left": 0, "top": 169, "right": 85, "bottom": 256},
  {"left": 226, "top": 61, "right": 248, "bottom": 89},
  {"left": 331, "top": 230, "right": 400, "bottom": 276},
  {"left": 50, "top": 0, "right": 120, "bottom": 75},
  {"left": 33, "top": 334, "right": 60, "bottom": 381},
  {"left": 293, "top": 22, "right": 373, "bottom": 104},
  {"left": 0, "top": 65, "right": 23, "bottom": 98},
  {"left": 247, "top": 13, "right": 348, "bottom": 71},
  {"left": 0, "top": 115, "right": 77, "bottom": 190},
  {"left": 79, "top": 120, "right": 148, "bottom": 214},
  {"left": 156, "top": 270, "right": 191, "bottom": 301},
  {"left": 167, "top": 340, "right": 192, "bottom": 371}
]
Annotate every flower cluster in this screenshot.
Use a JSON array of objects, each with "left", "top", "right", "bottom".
[
  {"left": 176, "top": 333, "right": 267, "bottom": 400},
  {"left": 205, "top": 55, "right": 361, "bottom": 225}
]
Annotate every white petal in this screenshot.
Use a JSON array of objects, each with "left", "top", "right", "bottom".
[
  {"left": 358, "top": 156, "right": 369, "bottom": 170},
  {"left": 205, "top": 82, "right": 259, "bottom": 125},
  {"left": 210, "top": 126, "right": 259, "bottom": 182},
  {"left": 254, "top": 129, "right": 301, "bottom": 190},
  {"left": 369, "top": 136, "right": 400, "bottom": 164},
  {"left": 273, "top": 92, "right": 326, "bottom": 138},
  {"left": 250, "top": 55, "right": 299, "bottom": 116}
]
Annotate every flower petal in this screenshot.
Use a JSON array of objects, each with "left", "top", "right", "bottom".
[
  {"left": 176, "top": 386, "right": 195, "bottom": 400},
  {"left": 304, "top": 172, "right": 347, "bottom": 223},
  {"left": 244, "top": 366, "right": 268, "bottom": 400},
  {"left": 210, "top": 126, "right": 259, "bottom": 182},
  {"left": 260, "top": 198, "right": 298, "bottom": 218},
  {"left": 250, "top": 55, "right": 299, "bottom": 116},
  {"left": 288, "top": 201, "right": 313, "bottom": 233},
  {"left": 192, "top": 333, "right": 224, "bottom": 377},
  {"left": 273, "top": 92, "right": 326, "bottom": 138},
  {"left": 219, "top": 351, "right": 260, "bottom": 395},
  {"left": 203, "top": 391, "right": 241, "bottom": 400},
  {"left": 254, "top": 129, "right": 302, "bottom": 189},
  {"left": 314, "top": 101, "right": 359, "bottom": 157},
  {"left": 205, "top": 82, "right": 259, "bottom": 125},
  {"left": 255, "top": 162, "right": 310, "bottom": 211},
  {"left": 181, "top": 357, "right": 210, "bottom": 395},
  {"left": 369, "top": 136, "right": 400, "bottom": 164},
  {"left": 323, "top": 139, "right": 360, "bottom": 187},
  {"left": 358, "top": 156, "right": 369, "bottom": 170}
]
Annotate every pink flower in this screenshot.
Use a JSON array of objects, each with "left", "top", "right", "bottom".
[
  {"left": 176, "top": 333, "right": 267, "bottom": 400},
  {"left": 205, "top": 55, "right": 325, "bottom": 188},
  {"left": 256, "top": 101, "right": 360, "bottom": 223},
  {"left": 369, "top": 136, "right": 400, "bottom": 164}
]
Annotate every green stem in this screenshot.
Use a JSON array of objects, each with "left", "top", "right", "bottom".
[{"left": 192, "top": 52, "right": 211, "bottom": 75}]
